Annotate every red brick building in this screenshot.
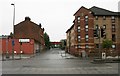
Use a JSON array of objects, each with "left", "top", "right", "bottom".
[
  {"left": 66, "top": 6, "right": 120, "bottom": 57},
  {"left": 1, "top": 17, "right": 45, "bottom": 56},
  {"left": 1, "top": 36, "right": 34, "bottom": 54},
  {"left": 14, "top": 17, "right": 45, "bottom": 53}
]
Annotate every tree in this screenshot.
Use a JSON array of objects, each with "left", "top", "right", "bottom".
[
  {"left": 10, "top": 32, "right": 13, "bottom": 38},
  {"left": 102, "top": 39, "right": 112, "bottom": 55},
  {"left": 44, "top": 32, "right": 51, "bottom": 50}
]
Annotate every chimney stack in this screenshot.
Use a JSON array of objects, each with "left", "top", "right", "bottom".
[
  {"left": 25, "top": 17, "right": 31, "bottom": 21},
  {"left": 39, "top": 23, "right": 41, "bottom": 28}
]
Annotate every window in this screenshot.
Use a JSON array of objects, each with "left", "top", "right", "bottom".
[
  {"left": 85, "top": 34, "right": 89, "bottom": 38},
  {"left": 78, "top": 26, "right": 80, "bottom": 29},
  {"left": 78, "top": 29, "right": 80, "bottom": 32},
  {"left": 96, "top": 25, "right": 99, "bottom": 29},
  {"left": 78, "top": 45, "right": 81, "bottom": 48},
  {"left": 85, "top": 25, "right": 88, "bottom": 29},
  {"left": 103, "top": 25, "right": 106, "bottom": 29},
  {"left": 85, "top": 15, "right": 88, "bottom": 19},
  {"left": 85, "top": 15, "right": 88, "bottom": 24},
  {"left": 78, "top": 35, "right": 81, "bottom": 39},
  {"left": 95, "top": 16, "right": 98, "bottom": 20},
  {"left": 112, "top": 44, "right": 116, "bottom": 49},
  {"left": 112, "top": 34, "right": 116, "bottom": 42},
  {"left": 77, "top": 16, "right": 80, "bottom": 20},
  {"left": 85, "top": 44, "right": 89, "bottom": 48},
  {"left": 111, "top": 16, "right": 115, "bottom": 23},
  {"left": 111, "top": 16, "right": 115, "bottom": 20},
  {"left": 112, "top": 24, "right": 115, "bottom": 32},
  {"left": 78, "top": 20, "right": 80, "bottom": 23},
  {"left": 85, "top": 29, "right": 88, "bottom": 32},
  {"left": 103, "top": 16, "right": 106, "bottom": 20},
  {"left": 78, "top": 39, "right": 80, "bottom": 42},
  {"left": 78, "top": 35, "right": 81, "bottom": 42},
  {"left": 85, "top": 24, "right": 88, "bottom": 32},
  {"left": 86, "top": 38, "right": 88, "bottom": 42},
  {"left": 85, "top": 34, "right": 89, "bottom": 42},
  {"left": 77, "top": 16, "right": 80, "bottom": 23},
  {"left": 78, "top": 26, "right": 80, "bottom": 32}
]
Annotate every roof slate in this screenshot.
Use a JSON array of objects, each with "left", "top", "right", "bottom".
[{"left": 90, "top": 6, "right": 118, "bottom": 16}]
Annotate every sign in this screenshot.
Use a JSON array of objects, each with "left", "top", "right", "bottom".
[
  {"left": 19, "top": 39, "right": 30, "bottom": 42},
  {"left": 12, "top": 39, "right": 15, "bottom": 46},
  {"left": 102, "top": 52, "right": 106, "bottom": 59}
]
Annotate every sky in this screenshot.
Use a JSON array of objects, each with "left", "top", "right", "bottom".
[{"left": 0, "top": 0, "right": 120, "bottom": 42}]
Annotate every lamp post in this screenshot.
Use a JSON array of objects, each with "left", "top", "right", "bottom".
[
  {"left": 11, "top": 3, "right": 15, "bottom": 60},
  {"left": 11, "top": 3, "right": 15, "bottom": 33}
]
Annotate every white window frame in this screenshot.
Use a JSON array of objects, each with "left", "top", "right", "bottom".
[
  {"left": 78, "top": 39, "right": 80, "bottom": 42},
  {"left": 78, "top": 26, "right": 80, "bottom": 29},
  {"left": 78, "top": 35, "right": 81, "bottom": 39},
  {"left": 85, "top": 25, "right": 88, "bottom": 29},
  {"left": 112, "top": 44, "right": 116, "bottom": 49},
  {"left": 85, "top": 45, "right": 89, "bottom": 48},
  {"left": 111, "top": 16, "right": 115, "bottom": 20},
  {"left": 85, "top": 34, "right": 89, "bottom": 38},
  {"left": 77, "top": 16, "right": 80, "bottom": 20},
  {"left": 103, "top": 16, "right": 106, "bottom": 20},
  {"left": 78, "top": 29, "right": 80, "bottom": 32},
  {"left": 78, "top": 45, "right": 81, "bottom": 48},
  {"left": 85, "top": 15, "right": 88, "bottom": 19}
]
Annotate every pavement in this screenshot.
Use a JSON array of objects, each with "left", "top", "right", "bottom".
[
  {"left": 1, "top": 54, "right": 35, "bottom": 61},
  {"left": 1, "top": 48, "right": 119, "bottom": 74},
  {"left": 59, "top": 50, "right": 77, "bottom": 59}
]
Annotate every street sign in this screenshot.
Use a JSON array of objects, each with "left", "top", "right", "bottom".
[{"left": 12, "top": 39, "right": 15, "bottom": 46}]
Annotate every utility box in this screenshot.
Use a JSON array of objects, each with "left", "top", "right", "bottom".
[
  {"left": 82, "top": 50, "right": 86, "bottom": 58},
  {"left": 102, "top": 52, "right": 106, "bottom": 59}
]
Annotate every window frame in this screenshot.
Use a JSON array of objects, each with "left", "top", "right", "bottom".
[
  {"left": 111, "top": 16, "right": 115, "bottom": 20},
  {"left": 95, "top": 16, "right": 98, "bottom": 20},
  {"left": 78, "top": 35, "right": 81, "bottom": 39},
  {"left": 77, "top": 16, "right": 80, "bottom": 20},
  {"left": 85, "top": 44, "right": 89, "bottom": 48},
  {"left": 103, "top": 16, "right": 106, "bottom": 20},
  {"left": 103, "top": 25, "right": 106, "bottom": 29},
  {"left": 112, "top": 24, "right": 115, "bottom": 32}
]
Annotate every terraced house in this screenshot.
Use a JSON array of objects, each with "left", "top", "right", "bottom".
[
  {"left": 66, "top": 6, "right": 120, "bottom": 57},
  {"left": 1, "top": 17, "right": 45, "bottom": 57}
]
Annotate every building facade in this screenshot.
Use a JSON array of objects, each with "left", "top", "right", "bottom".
[
  {"left": 1, "top": 35, "right": 35, "bottom": 54},
  {"left": 66, "top": 6, "right": 120, "bottom": 57},
  {"left": 1, "top": 17, "right": 45, "bottom": 56},
  {"left": 14, "top": 17, "right": 45, "bottom": 53}
]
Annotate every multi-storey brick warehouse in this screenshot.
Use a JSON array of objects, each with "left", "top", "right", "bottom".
[{"left": 66, "top": 6, "right": 120, "bottom": 57}]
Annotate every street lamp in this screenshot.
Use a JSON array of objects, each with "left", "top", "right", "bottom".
[
  {"left": 11, "top": 3, "right": 15, "bottom": 60},
  {"left": 11, "top": 3, "right": 15, "bottom": 33}
]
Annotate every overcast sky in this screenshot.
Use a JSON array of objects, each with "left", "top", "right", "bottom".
[{"left": 0, "top": 0, "right": 120, "bottom": 41}]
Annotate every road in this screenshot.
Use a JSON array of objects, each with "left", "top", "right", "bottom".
[{"left": 2, "top": 48, "right": 118, "bottom": 74}]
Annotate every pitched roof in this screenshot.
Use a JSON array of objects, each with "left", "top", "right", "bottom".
[
  {"left": 66, "top": 24, "right": 74, "bottom": 33},
  {"left": 74, "top": 6, "right": 89, "bottom": 16},
  {"left": 89, "top": 6, "right": 118, "bottom": 16}
]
